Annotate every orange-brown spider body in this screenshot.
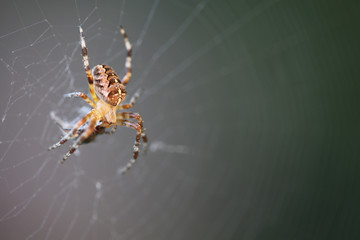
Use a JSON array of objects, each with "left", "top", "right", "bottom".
[
  {"left": 93, "top": 65, "right": 127, "bottom": 107},
  {"left": 49, "top": 26, "right": 147, "bottom": 175},
  {"left": 92, "top": 65, "right": 127, "bottom": 125}
]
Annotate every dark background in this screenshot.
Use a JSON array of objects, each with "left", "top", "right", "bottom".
[{"left": 0, "top": 0, "right": 359, "bottom": 239}]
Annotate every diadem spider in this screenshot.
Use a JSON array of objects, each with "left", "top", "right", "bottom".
[{"left": 49, "top": 25, "right": 148, "bottom": 174}]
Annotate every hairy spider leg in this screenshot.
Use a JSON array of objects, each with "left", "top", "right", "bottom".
[
  {"left": 117, "top": 88, "right": 142, "bottom": 110},
  {"left": 117, "top": 112, "right": 148, "bottom": 151},
  {"left": 119, "top": 26, "right": 132, "bottom": 85},
  {"left": 64, "top": 92, "right": 96, "bottom": 108},
  {"left": 48, "top": 110, "right": 95, "bottom": 150},
  {"left": 79, "top": 26, "right": 100, "bottom": 102},
  {"left": 62, "top": 116, "right": 98, "bottom": 163},
  {"left": 116, "top": 120, "right": 142, "bottom": 174}
]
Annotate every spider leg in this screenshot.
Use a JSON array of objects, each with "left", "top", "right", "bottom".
[
  {"left": 119, "top": 26, "right": 132, "bottom": 85},
  {"left": 64, "top": 92, "right": 96, "bottom": 108},
  {"left": 117, "top": 112, "right": 148, "bottom": 151},
  {"left": 50, "top": 111, "right": 86, "bottom": 140},
  {"left": 79, "top": 26, "right": 99, "bottom": 102},
  {"left": 48, "top": 110, "right": 94, "bottom": 151},
  {"left": 62, "top": 116, "right": 98, "bottom": 163},
  {"left": 117, "top": 88, "right": 142, "bottom": 110},
  {"left": 141, "top": 128, "right": 148, "bottom": 153},
  {"left": 50, "top": 111, "right": 72, "bottom": 132},
  {"left": 116, "top": 120, "right": 142, "bottom": 175}
]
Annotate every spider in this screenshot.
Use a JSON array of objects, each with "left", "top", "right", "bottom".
[{"left": 49, "top": 25, "right": 148, "bottom": 174}]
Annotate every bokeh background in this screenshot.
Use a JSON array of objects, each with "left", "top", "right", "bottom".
[{"left": 0, "top": 0, "right": 359, "bottom": 239}]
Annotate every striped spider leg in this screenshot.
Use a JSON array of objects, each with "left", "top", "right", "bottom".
[{"left": 50, "top": 111, "right": 107, "bottom": 144}]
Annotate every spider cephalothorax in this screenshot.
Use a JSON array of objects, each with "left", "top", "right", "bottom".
[{"left": 49, "top": 26, "right": 147, "bottom": 175}]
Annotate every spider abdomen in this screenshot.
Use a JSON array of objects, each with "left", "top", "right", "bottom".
[{"left": 92, "top": 64, "right": 127, "bottom": 106}]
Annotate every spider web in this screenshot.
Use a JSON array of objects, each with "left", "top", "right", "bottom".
[
  {"left": 1, "top": 0, "right": 360, "bottom": 239},
  {"left": 0, "top": 0, "right": 232, "bottom": 239}
]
